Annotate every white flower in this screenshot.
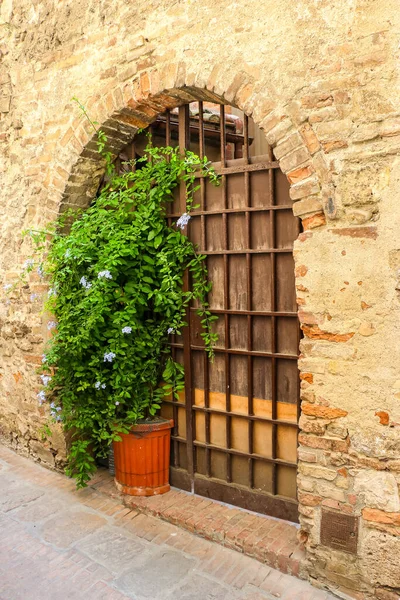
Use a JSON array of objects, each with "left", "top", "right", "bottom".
[
  {"left": 48, "top": 287, "right": 57, "bottom": 298},
  {"left": 98, "top": 270, "right": 112, "bottom": 280},
  {"left": 3, "top": 284, "right": 12, "bottom": 291},
  {"left": 176, "top": 213, "right": 191, "bottom": 229},
  {"left": 80, "top": 276, "right": 92, "bottom": 290},
  {"left": 47, "top": 321, "right": 57, "bottom": 330},
  {"left": 30, "top": 293, "right": 39, "bottom": 302},
  {"left": 95, "top": 381, "right": 101, "bottom": 389},
  {"left": 37, "top": 390, "right": 46, "bottom": 405},
  {"left": 64, "top": 249, "right": 71, "bottom": 258},
  {"left": 40, "top": 375, "right": 51, "bottom": 386},
  {"left": 121, "top": 326, "right": 132, "bottom": 334},
  {"left": 23, "top": 258, "right": 35, "bottom": 270},
  {"left": 167, "top": 327, "right": 174, "bottom": 335},
  {"left": 103, "top": 352, "right": 116, "bottom": 363},
  {"left": 41, "top": 354, "right": 47, "bottom": 364},
  {"left": 115, "top": 401, "right": 120, "bottom": 406}
]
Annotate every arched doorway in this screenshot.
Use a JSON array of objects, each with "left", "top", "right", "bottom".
[{"left": 117, "top": 101, "right": 301, "bottom": 522}]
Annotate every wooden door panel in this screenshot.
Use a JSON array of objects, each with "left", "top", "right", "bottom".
[{"left": 122, "top": 103, "right": 301, "bottom": 522}]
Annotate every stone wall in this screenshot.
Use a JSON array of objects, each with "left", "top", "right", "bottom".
[{"left": 1, "top": 1, "right": 400, "bottom": 597}]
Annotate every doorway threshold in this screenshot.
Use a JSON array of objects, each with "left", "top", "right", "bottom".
[{"left": 88, "top": 468, "right": 306, "bottom": 579}]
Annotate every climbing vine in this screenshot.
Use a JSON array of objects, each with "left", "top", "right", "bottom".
[{"left": 13, "top": 106, "right": 219, "bottom": 487}]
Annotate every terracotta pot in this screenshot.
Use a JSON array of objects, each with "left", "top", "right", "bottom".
[{"left": 113, "top": 418, "right": 173, "bottom": 496}]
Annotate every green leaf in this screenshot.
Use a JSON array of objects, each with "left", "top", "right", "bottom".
[{"left": 154, "top": 235, "right": 162, "bottom": 248}]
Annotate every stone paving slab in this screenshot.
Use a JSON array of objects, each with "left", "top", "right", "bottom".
[{"left": 0, "top": 444, "right": 339, "bottom": 600}]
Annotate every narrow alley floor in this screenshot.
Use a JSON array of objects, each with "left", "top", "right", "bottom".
[{"left": 0, "top": 445, "right": 337, "bottom": 600}]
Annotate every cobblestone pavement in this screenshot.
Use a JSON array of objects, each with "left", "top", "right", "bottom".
[{"left": 0, "top": 445, "right": 338, "bottom": 600}]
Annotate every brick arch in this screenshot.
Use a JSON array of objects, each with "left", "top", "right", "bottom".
[{"left": 51, "top": 63, "right": 330, "bottom": 230}]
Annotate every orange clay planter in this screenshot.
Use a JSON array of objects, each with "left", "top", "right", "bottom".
[{"left": 113, "top": 418, "right": 173, "bottom": 496}]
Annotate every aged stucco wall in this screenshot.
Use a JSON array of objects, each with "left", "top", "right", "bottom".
[{"left": 1, "top": 1, "right": 400, "bottom": 597}]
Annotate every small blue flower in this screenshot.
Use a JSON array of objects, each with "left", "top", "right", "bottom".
[
  {"left": 98, "top": 270, "right": 112, "bottom": 280},
  {"left": 80, "top": 276, "right": 92, "bottom": 290},
  {"left": 50, "top": 405, "right": 62, "bottom": 419},
  {"left": 167, "top": 327, "right": 174, "bottom": 335},
  {"left": 64, "top": 249, "right": 71, "bottom": 258},
  {"left": 48, "top": 287, "right": 57, "bottom": 298},
  {"left": 23, "top": 258, "right": 35, "bottom": 270},
  {"left": 37, "top": 265, "right": 44, "bottom": 278},
  {"left": 103, "top": 352, "right": 116, "bottom": 363},
  {"left": 37, "top": 390, "right": 46, "bottom": 405},
  {"left": 41, "top": 375, "right": 51, "bottom": 386},
  {"left": 41, "top": 354, "right": 47, "bottom": 364},
  {"left": 47, "top": 321, "right": 57, "bottom": 330},
  {"left": 95, "top": 381, "right": 106, "bottom": 389},
  {"left": 3, "top": 283, "right": 12, "bottom": 291},
  {"left": 122, "top": 326, "right": 132, "bottom": 334},
  {"left": 176, "top": 213, "right": 191, "bottom": 229},
  {"left": 30, "top": 293, "right": 39, "bottom": 302}
]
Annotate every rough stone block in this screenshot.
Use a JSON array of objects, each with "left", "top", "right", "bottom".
[
  {"left": 293, "top": 196, "right": 323, "bottom": 216},
  {"left": 361, "top": 530, "right": 400, "bottom": 588},
  {"left": 353, "top": 471, "right": 400, "bottom": 512},
  {"left": 29, "top": 440, "right": 55, "bottom": 466},
  {"left": 273, "top": 132, "right": 303, "bottom": 160},
  {"left": 279, "top": 147, "right": 310, "bottom": 173}
]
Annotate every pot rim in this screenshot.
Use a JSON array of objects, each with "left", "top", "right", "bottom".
[{"left": 125, "top": 418, "right": 174, "bottom": 434}]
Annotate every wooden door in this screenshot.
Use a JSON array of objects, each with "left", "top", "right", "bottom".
[{"left": 123, "top": 102, "right": 301, "bottom": 522}]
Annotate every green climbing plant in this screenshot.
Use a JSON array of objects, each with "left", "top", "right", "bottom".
[{"left": 16, "top": 102, "right": 220, "bottom": 488}]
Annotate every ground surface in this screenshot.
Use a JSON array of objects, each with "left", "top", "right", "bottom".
[{"left": 0, "top": 445, "right": 337, "bottom": 600}]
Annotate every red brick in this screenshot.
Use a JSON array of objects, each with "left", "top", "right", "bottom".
[
  {"left": 362, "top": 508, "right": 400, "bottom": 526},
  {"left": 331, "top": 226, "right": 378, "bottom": 239},
  {"left": 299, "top": 433, "right": 349, "bottom": 452},
  {"left": 321, "top": 139, "right": 348, "bottom": 152},
  {"left": 300, "top": 372, "right": 314, "bottom": 384},
  {"left": 301, "top": 93, "right": 333, "bottom": 109},
  {"left": 302, "top": 212, "right": 327, "bottom": 230},
  {"left": 23, "top": 354, "right": 44, "bottom": 365},
  {"left": 301, "top": 325, "right": 354, "bottom": 343},
  {"left": 298, "top": 492, "right": 322, "bottom": 507},
  {"left": 300, "top": 123, "right": 321, "bottom": 153},
  {"left": 287, "top": 165, "right": 315, "bottom": 184},
  {"left": 301, "top": 403, "right": 349, "bottom": 419}
]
